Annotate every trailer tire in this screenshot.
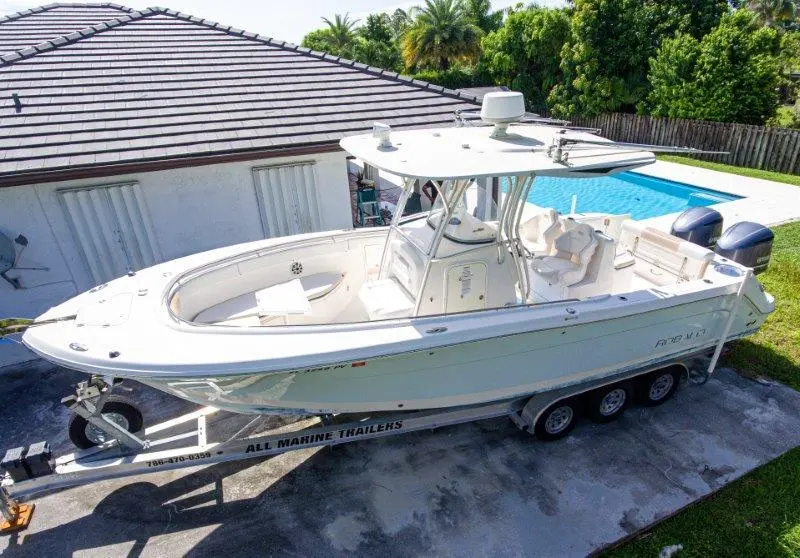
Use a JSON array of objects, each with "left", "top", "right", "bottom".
[
  {"left": 68, "top": 395, "right": 144, "bottom": 449},
  {"left": 637, "top": 367, "right": 682, "bottom": 407},
  {"left": 586, "top": 382, "right": 632, "bottom": 423},
  {"left": 534, "top": 397, "right": 581, "bottom": 441}
]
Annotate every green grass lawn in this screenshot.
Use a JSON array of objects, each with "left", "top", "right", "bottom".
[
  {"left": 605, "top": 219, "right": 800, "bottom": 557},
  {"left": 657, "top": 155, "right": 800, "bottom": 188}
]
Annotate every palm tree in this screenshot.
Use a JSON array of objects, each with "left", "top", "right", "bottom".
[
  {"left": 402, "top": 0, "right": 483, "bottom": 71},
  {"left": 747, "top": 0, "right": 796, "bottom": 27},
  {"left": 321, "top": 13, "right": 360, "bottom": 50},
  {"left": 389, "top": 8, "right": 418, "bottom": 41},
  {"left": 462, "top": 0, "right": 503, "bottom": 33}
]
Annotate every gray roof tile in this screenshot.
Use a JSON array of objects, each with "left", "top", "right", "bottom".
[{"left": 0, "top": 3, "right": 479, "bottom": 183}]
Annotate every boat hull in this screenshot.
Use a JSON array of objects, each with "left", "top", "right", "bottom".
[{"left": 139, "top": 292, "right": 762, "bottom": 414}]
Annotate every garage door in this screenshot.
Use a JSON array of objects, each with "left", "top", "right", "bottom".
[
  {"left": 58, "top": 182, "right": 161, "bottom": 285},
  {"left": 252, "top": 162, "right": 323, "bottom": 237}
]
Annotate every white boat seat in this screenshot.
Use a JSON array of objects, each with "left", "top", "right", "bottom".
[
  {"left": 533, "top": 257, "right": 580, "bottom": 279},
  {"left": 620, "top": 221, "right": 714, "bottom": 285},
  {"left": 532, "top": 224, "right": 598, "bottom": 286},
  {"left": 358, "top": 278, "right": 415, "bottom": 321},
  {"left": 520, "top": 209, "right": 560, "bottom": 254},
  {"left": 193, "top": 272, "right": 344, "bottom": 324}
]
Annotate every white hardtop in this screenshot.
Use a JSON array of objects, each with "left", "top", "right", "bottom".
[{"left": 339, "top": 124, "right": 656, "bottom": 180}]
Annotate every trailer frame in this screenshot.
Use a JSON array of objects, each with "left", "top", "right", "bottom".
[{"left": 0, "top": 343, "right": 730, "bottom": 533}]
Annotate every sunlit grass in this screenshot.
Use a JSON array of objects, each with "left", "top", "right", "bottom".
[{"left": 658, "top": 155, "right": 800, "bottom": 188}]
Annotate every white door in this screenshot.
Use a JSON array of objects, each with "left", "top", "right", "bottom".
[
  {"left": 58, "top": 182, "right": 161, "bottom": 285},
  {"left": 252, "top": 162, "right": 323, "bottom": 237}
]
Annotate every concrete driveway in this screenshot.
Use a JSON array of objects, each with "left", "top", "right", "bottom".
[{"left": 1, "top": 361, "right": 799, "bottom": 557}]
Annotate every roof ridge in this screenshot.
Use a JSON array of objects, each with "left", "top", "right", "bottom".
[
  {"left": 0, "top": 3, "right": 131, "bottom": 25},
  {"left": 151, "top": 7, "right": 481, "bottom": 106},
  {"left": 0, "top": 6, "right": 151, "bottom": 65},
  {"left": 0, "top": 3, "right": 58, "bottom": 25}
]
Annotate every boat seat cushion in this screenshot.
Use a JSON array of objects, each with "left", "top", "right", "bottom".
[
  {"left": 621, "top": 221, "right": 714, "bottom": 284},
  {"left": 532, "top": 224, "right": 598, "bottom": 286},
  {"left": 520, "top": 209, "right": 560, "bottom": 254},
  {"left": 532, "top": 257, "right": 579, "bottom": 278},
  {"left": 193, "top": 272, "right": 343, "bottom": 324},
  {"left": 358, "top": 278, "right": 415, "bottom": 321}
]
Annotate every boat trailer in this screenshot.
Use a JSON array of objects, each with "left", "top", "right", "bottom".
[{"left": 0, "top": 342, "right": 726, "bottom": 534}]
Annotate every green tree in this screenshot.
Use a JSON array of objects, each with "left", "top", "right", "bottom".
[
  {"left": 463, "top": 0, "right": 503, "bottom": 33},
  {"left": 349, "top": 38, "right": 404, "bottom": 71},
  {"left": 301, "top": 28, "right": 338, "bottom": 53},
  {"left": 748, "top": 0, "right": 796, "bottom": 27},
  {"left": 549, "top": 0, "right": 728, "bottom": 117},
  {"left": 402, "top": 0, "right": 484, "bottom": 71},
  {"left": 389, "top": 8, "right": 416, "bottom": 41},
  {"left": 647, "top": 10, "right": 781, "bottom": 124},
  {"left": 320, "top": 13, "right": 360, "bottom": 51},
  {"left": 302, "top": 12, "right": 403, "bottom": 71},
  {"left": 360, "top": 13, "right": 393, "bottom": 43},
  {"left": 481, "top": 7, "right": 571, "bottom": 108}
]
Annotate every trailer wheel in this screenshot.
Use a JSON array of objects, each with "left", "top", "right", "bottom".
[
  {"left": 586, "top": 382, "right": 632, "bottom": 423},
  {"left": 534, "top": 398, "right": 581, "bottom": 441},
  {"left": 68, "top": 395, "right": 144, "bottom": 449},
  {"left": 637, "top": 367, "right": 682, "bottom": 407}
]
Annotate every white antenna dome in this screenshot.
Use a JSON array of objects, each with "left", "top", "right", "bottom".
[{"left": 480, "top": 91, "right": 525, "bottom": 138}]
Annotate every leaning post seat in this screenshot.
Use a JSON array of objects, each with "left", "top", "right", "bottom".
[
  {"left": 620, "top": 220, "right": 715, "bottom": 285},
  {"left": 532, "top": 224, "right": 598, "bottom": 286},
  {"left": 520, "top": 209, "right": 560, "bottom": 254}
]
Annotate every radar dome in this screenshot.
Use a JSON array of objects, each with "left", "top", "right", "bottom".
[{"left": 480, "top": 91, "right": 525, "bottom": 137}]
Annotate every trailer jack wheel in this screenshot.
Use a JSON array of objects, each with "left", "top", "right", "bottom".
[{"left": 68, "top": 395, "right": 144, "bottom": 449}]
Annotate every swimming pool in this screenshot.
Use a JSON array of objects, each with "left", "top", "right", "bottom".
[{"left": 526, "top": 172, "right": 740, "bottom": 220}]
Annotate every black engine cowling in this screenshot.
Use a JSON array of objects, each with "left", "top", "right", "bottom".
[
  {"left": 714, "top": 221, "right": 773, "bottom": 275},
  {"left": 670, "top": 207, "right": 723, "bottom": 248}
]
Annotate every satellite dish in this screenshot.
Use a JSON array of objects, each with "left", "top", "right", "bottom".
[{"left": 0, "top": 231, "right": 15, "bottom": 275}]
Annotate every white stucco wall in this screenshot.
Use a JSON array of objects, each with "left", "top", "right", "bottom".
[{"left": 0, "top": 151, "right": 352, "bottom": 366}]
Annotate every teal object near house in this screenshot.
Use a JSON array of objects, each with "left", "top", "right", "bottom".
[{"left": 356, "top": 187, "right": 384, "bottom": 227}]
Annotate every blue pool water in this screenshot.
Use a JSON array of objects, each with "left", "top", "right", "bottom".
[{"left": 524, "top": 172, "right": 740, "bottom": 220}]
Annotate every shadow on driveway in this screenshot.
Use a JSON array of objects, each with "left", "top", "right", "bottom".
[{"left": 1, "top": 363, "right": 800, "bottom": 557}]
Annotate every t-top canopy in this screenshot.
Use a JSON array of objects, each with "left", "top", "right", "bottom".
[{"left": 339, "top": 124, "right": 655, "bottom": 180}]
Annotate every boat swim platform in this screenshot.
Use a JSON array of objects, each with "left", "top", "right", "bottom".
[{"left": 0, "top": 362, "right": 799, "bottom": 556}]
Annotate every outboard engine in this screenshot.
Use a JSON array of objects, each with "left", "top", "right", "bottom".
[
  {"left": 715, "top": 221, "right": 774, "bottom": 274},
  {"left": 670, "top": 207, "right": 723, "bottom": 248}
]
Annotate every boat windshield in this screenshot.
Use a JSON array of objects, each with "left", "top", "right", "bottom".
[{"left": 426, "top": 180, "right": 498, "bottom": 244}]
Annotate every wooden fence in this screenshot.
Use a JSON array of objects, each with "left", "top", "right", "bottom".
[{"left": 566, "top": 113, "right": 800, "bottom": 175}]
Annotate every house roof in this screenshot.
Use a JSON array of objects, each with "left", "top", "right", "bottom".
[
  {"left": 0, "top": 3, "right": 132, "bottom": 55},
  {"left": 0, "top": 3, "right": 480, "bottom": 187}
]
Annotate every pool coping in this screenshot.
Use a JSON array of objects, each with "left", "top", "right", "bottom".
[{"left": 636, "top": 160, "right": 800, "bottom": 232}]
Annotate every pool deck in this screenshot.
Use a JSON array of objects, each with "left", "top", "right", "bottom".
[{"left": 637, "top": 160, "right": 800, "bottom": 231}]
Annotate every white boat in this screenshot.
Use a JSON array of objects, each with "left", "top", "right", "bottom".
[{"left": 22, "top": 93, "right": 774, "bottom": 417}]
